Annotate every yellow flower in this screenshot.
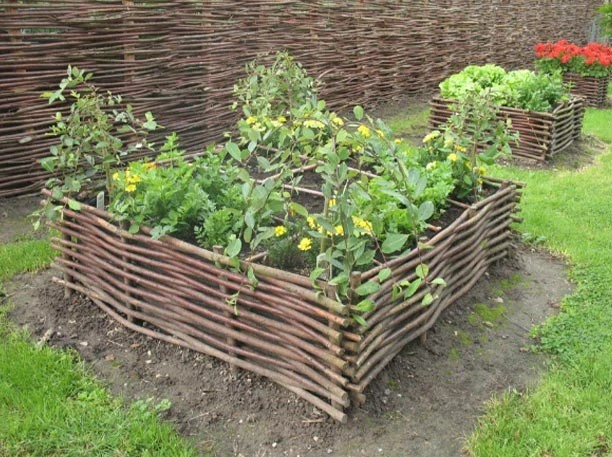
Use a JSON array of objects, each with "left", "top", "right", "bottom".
[
  {"left": 306, "top": 216, "right": 318, "bottom": 230},
  {"left": 394, "top": 138, "right": 402, "bottom": 144},
  {"left": 426, "top": 161, "right": 437, "bottom": 171},
  {"left": 297, "top": 237, "right": 312, "bottom": 251},
  {"left": 127, "top": 174, "right": 141, "bottom": 184},
  {"left": 422, "top": 130, "right": 441, "bottom": 144},
  {"left": 277, "top": 115, "right": 287, "bottom": 124},
  {"left": 253, "top": 122, "right": 265, "bottom": 132},
  {"left": 447, "top": 153, "right": 458, "bottom": 163},
  {"left": 334, "top": 225, "right": 344, "bottom": 236},
  {"left": 270, "top": 120, "right": 283, "bottom": 128},
  {"left": 246, "top": 116, "right": 257, "bottom": 125},
  {"left": 444, "top": 138, "right": 453, "bottom": 148},
  {"left": 144, "top": 162, "right": 157, "bottom": 171},
  {"left": 357, "top": 124, "right": 371, "bottom": 138},
  {"left": 331, "top": 114, "right": 344, "bottom": 126},
  {"left": 454, "top": 145, "right": 467, "bottom": 153},
  {"left": 352, "top": 216, "right": 373, "bottom": 235},
  {"left": 351, "top": 145, "right": 364, "bottom": 153},
  {"left": 112, "top": 172, "right": 120, "bottom": 181},
  {"left": 125, "top": 184, "right": 137, "bottom": 193},
  {"left": 328, "top": 198, "right": 336, "bottom": 208},
  {"left": 376, "top": 129, "right": 385, "bottom": 138},
  {"left": 303, "top": 119, "right": 325, "bottom": 129},
  {"left": 274, "top": 225, "right": 287, "bottom": 237},
  {"left": 477, "top": 166, "right": 487, "bottom": 176}
]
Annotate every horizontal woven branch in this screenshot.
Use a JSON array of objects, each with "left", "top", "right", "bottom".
[
  {"left": 0, "top": 0, "right": 600, "bottom": 196},
  {"left": 563, "top": 73, "right": 610, "bottom": 107},
  {"left": 429, "top": 97, "right": 585, "bottom": 161},
  {"left": 47, "top": 179, "right": 522, "bottom": 421}
]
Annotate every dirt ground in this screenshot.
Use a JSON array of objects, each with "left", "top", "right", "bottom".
[{"left": 2, "top": 196, "right": 572, "bottom": 457}]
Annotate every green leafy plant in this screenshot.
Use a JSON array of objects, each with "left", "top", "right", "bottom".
[
  {"left": 419, "top": 89, "right": 517, "bottom": 199},
  {"left": 599, "top": 3, "right": 612, "bottom": 37},
  {"left": 108, "top": 136, "right": 248, "bottom": 246},
  {"left": 440, "top": 64, "right": 570, "bottom": 112},
  {"left": 36, "top": 66, "right": 158, "bottom": 228}
]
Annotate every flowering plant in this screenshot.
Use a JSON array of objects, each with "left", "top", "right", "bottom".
[
  {"left": 35, "top": 66, "right": 158, "bottom": 229},
  {"left": 420, "top": 89, "right": 516, "bottom": 199},
  {"left": 535, "top": 40, "right": 612, "bottom": 78}
]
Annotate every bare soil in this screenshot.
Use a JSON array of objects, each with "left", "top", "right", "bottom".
[{"left": 2, "top": 196, "right": 572, "bottom": 457}]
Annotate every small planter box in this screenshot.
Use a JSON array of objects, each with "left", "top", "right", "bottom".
[
  {"left": 563, "top": 73, "right": 610, "bottom": 107},
  {"left": 430, "top": 97, "right": 585, "bottom": 162},
  {"left": 46, "top": 179, "right": 521, "bottom": 422}
]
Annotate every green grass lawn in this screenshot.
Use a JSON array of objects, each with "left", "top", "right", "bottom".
[
  {"left": 467, "top": 106, "right": 612, "bottom": 456},
  {"left": 0, "top": 240, "right": 199, "bottom": 456}
]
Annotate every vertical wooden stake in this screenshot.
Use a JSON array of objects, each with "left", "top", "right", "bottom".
[
  {"left": 349, "top": 271, "right": 366, "bottom": 405},
  {"left": 62, "top": 230, "right": 73, "bottom": 300},
  {"left": 419, "top": 331, "right": 427, "bottom": 345},
  {"left": 317, "top": 253, "right": 344, "bottom": 413},
  {"left": 119, "top": 222, "right": 135, "bottom": 323},
  {"left": 123, "top": 0, "right": 135, "bottom": 83},
  {"left": 214, "top": 246, "right": 238, "bottom": 376}
]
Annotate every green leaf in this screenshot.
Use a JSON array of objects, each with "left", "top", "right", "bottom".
[
  {"left": 226, "top": 142, "right": 242, "bottom": 161},
  {"left": 403, "top": 278, "right": 422, "bottom": 299},
  {"left": 353, "top": 315, "right": 368, "bottom": 327},
  {"left": 415, "top": 263, "right": 429, "bottom": 279},
  {"left": 67, "top": 199, "right": 81, "bottom": 211},
  {"left": 421, "top": 293, "right": 434, "bottom": 306},
  {"left": 225, "top": 237, "right": 242, "bottom": 257},
  {"left": 128, "top": 223, "right": 140, "bottom": 234},
  {"left": 354, "top": 280, "right": 380, "bottom": 296},
  {"left": 51, "top": 188, "right": 63, "bottom": 200},
  {"left": 309, "top": 267, "right": 326, "bottom": 284},
  {"left": 40, "top": 157, "right": 57, "bottom": 172},
  {"left": 378, "top": 268, "right": 392, "bottom": 282},
  {"left": 143, "top": 112, "right": 158, "bottom": 130},
  {"left": 289, "top": 202, "right": 309, "bottom": 218},
  {"left": 150, "top": 226, "right": 164, "bottom": 239},
  {"left": 354, "top": 299, "right": 375, "bottom": 313},
  {"left": 247, "top": 267, "right": 258, "bottom": 287},
  {"left": 417, "top": 201, "right": 434, "bottom": 221},
  {"left": 431, "top": 277, "right": 447, "bottom": 286},
  {"left": 353, "top": 105, "right": 364, "bottom": 121},
  {"left": 381, "top": 233, "right": 409, "bottom": 254}
]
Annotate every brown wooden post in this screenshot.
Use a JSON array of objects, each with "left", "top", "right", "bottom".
[
  {"left": 317, "top": 253, "right": 345, "bottom": 412},
  {"left": 123, "top": 0, "right": 135, "bottom": 78},
  {"left": 61, "top": 230, "right": 73, "bottom": 300},
  {"left": 119, "top": 222, "right": 135, "bottom": 323},
  {"left": 213, "top": 245, "right": 238, "bottom": 375},
  {"left": 348, "top": 271, "right": 366, "bottom": 405}
]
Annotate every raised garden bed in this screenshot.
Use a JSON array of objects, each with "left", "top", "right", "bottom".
[
  {"left": 430, "top": 97, "right": 585, "bottom": 162},
  {"left": 563, "top": 73, "right": 610, "bottom": 107},
  {"left": 45, "top": 178, "right": 522, "bottom": 422}
]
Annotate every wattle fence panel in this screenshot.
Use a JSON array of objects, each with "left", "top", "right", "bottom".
[{"left": 0, "top": 0, "right": 600, "bottom": 196}]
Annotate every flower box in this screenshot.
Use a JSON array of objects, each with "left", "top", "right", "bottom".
[
  {"left": 46, "top": 179, "right": 521, "bottom": 422},
  {"left": 563, "top": 73, "right": 610, "bottom": 107},
  {"left": 429, "top": 97, "right": 585, "bottom": 162}
]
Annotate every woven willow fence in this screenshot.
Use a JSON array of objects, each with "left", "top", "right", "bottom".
[
  {"left": 0, "top": 0, "right": 600, "bottom": 197},
  {"left": 430, "top": 97, "right": 585, "bottom": 161},
  {"left": 563, "top": 74, "right": 611, "bottom": 107},
  {"left": 47, "top": 178, "right": 522, "bottom": 421}
]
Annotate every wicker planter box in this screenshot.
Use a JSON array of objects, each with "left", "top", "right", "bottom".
[
  {"left": 563, "top": 73, "right": 610, "bottom": 107},
  {"left": 46, "top": 179, "right": 521, "bottom": 422},
  {"left": 430, "top": 97, "right": 585, "bottom": 162}
]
